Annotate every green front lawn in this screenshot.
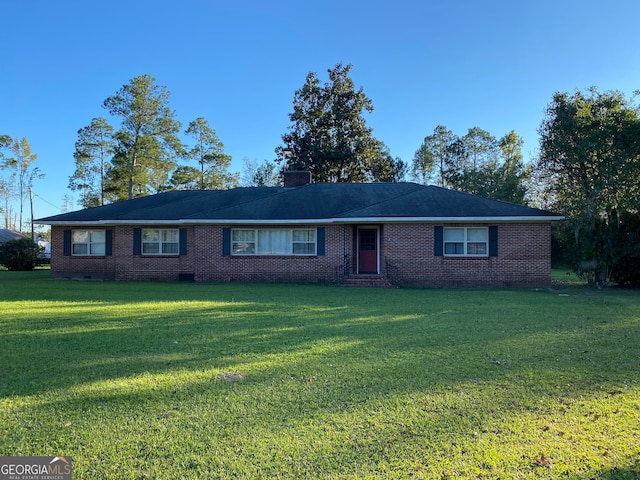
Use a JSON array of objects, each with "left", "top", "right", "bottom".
[{"left": 1, "top": 271, "right": 639, "bottom": 478}]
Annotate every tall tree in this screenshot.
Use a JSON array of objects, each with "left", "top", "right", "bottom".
[
  {"left": 445, "top": 128, "right": 499, "bottom": 195},
  {"left": 412, "top": 125, "right": 457, "bottom": 186},
  {"left": 0, "top": 136, "right": 15, "bottom": 228},
  {"left": 178, "top": 117, "right": 237, "bottom": 189},
  {"left": 241, "top": 158, "right": 281, "bottom": 187},
  {"left": 0, "top": 176, "right": 16, "bottom": 229},
  {"left": 2, "top": 138, "right": 43, "bottom": 231},
  {"left": 412, "top": 127, "right": 531, "bottom": 203},
  {"left": 103, "top": 74, "right": 182, "bottom": 200},
  {"left": 277, "top": 63, "right": 401, "bottom": 182},
  {"left": 69, "top": 117, "right": 114, "bottom": 207},
  {"left": 369, "top": 140, "right": 408, "bottom": 182},
  {"left": 536, "top": 88, "right": 640, "bottom": 283},
  {"left": 451, "top": 130, "right": 530, "bottom": 203},
  {"left": 494, "top": 131, "right": 531, "bottom": 205},
  {"left": 460, "top": 127, "right": 499, "bottom": 171}
]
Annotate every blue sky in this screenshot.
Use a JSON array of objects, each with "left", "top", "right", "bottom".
[{"left": 2, "top": 0, "right": 639, "bottom": 222}]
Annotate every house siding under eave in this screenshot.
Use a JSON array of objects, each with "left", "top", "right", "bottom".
[
  {"left": 47, "top": 221, "right": 552, "bottom": 287},
  {"left": 38, "top": 182, "right": 562, "bottom": 287}
]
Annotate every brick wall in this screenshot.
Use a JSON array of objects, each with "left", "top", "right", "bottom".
[
  {"left": 50, "top": 224, "right": 351, "bottom": 283},
  {"left": 193, "top": 225, "right": 350, "bottom": 283},
  {"left": 383, "top": 223, "right": 551, "bottom": 287},
  {"left": 50, "top": 226, "right": 196, "bottom": 281},
  {"left": 50, "top": 227, "right": 117, "bottom": 280},
  {"left": 50, "top": 222, "right": 552, "bottom": 287}
]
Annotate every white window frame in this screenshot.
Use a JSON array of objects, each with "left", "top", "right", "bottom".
[
  {"left": 444, "top": 227, "right": 489, "bottom": 257},
  {"left": 72, "top": 229, "right": 106, "bottom": 256},
  {"left": 231, "top": 228, "right": 317, "bottom": 256},
  {"left": 141, "top": 228, "right": 180, "bottom": 256}
]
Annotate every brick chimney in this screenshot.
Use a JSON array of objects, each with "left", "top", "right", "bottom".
[{"left": 283, "top": 171, "right": 312, "bottom": 187}]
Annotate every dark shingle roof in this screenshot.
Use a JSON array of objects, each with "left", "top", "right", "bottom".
[
  {"left": 36, "top": 183, "right": 562, "bottom": 225},
  {"left": 0, "top": 229, "right": 26, "bottom": 243}
]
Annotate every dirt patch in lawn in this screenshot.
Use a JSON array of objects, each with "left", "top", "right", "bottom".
[{"left": 216, "top": 372, "right": 245, "bottom": 382}]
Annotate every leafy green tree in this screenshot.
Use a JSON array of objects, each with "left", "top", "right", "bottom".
[
  {"left": 412, "top": 127, "right": 531, "bottom": 203},
  {"left": 369, "top": 141, "right": 407, "bottom": 182},
  {"left": 277, "top": 63, "right": 401, "bottom": 182},
  {"left": 167, "top": 165, "right": 202, "bottom": 190},
  {"left": 179, "top": 117, "right": 237, "bottom": 189},
  {"left": 412, "top": 125, "right": 457, "bottom": 186},
  {"left": 460, "top": 127, "right": 499, "bottom": 171},
  {"left": 451, "top": 131, "right": 530, "bottom": 204},
  {"left": 69, "top": 117, "right": 114, "bottom": 207},
  {"left": 446, "top": 128, "right": 499, "bottom": 195},
  {"left": 536, "top": 88, "right": 640, "bottom": 283},
  {"left": 0, "top": 237, "right": 41, "bottom": 271},
  {"left": 0, "top": 135, "right": 11, "bottom": 149},
  {"left": 494, "top": 131, "right": 532, "bottom": 205},
  {"left": 103, "top": 75, "right": 182, "bottom": 200},
  {"left": 105, "top": 128, "right": 177, "bottom": 199}
]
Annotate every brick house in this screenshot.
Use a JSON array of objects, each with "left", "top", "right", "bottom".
[{"left": 36, "top": 174, "right": 562, "bottom": 287}]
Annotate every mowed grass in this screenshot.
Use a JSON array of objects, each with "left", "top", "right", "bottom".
[{"left": 1, "top": 271, "right": 639, "bottom": 479}]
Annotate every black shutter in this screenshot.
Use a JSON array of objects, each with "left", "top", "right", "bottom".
[
  {"left": 222, "top": 228, "right": 231, "bottom": 256},
  {"left": 179, "top": 228, "right": 187, "bottom": 255},
  {"left": 133, "top": 228, "right": 141, "bottom": 255},
  {"left": 489, "top": 226, "right": 498, "bottom": 257},
  {"left": 317, "top": 227, "right": 325, "bottom": 256},
  {"left": 105, "top": 230, "right": 113, "bottom": 256},
  {"left": 434, "top": 226, "right": 443, "bottom": 256},
  {"left": 63, "top": 229, "right": 72, "bottom": 256}
]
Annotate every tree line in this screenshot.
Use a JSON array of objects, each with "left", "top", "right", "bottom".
[
  {"left": 70, "top": 74, "right": 237, "bottom": 207},
  {"left": 0, "top": 135, "right": 42, "bottom": 233},
  {"left": 536, "top": 88, "right": 640, "bottom": 285},
  {"left": 1, "top": 65, "right": 639, "bottom": 285}
]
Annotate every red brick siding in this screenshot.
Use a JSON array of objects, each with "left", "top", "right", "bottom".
[
  {"left": 50, "top": 227, "right": 117, "bottom": 280},
  {"left": 50, "top": 226, "right": 196, "bottom": 281},
  {"left": 49, "top": 222, "right": 551, "bottom": 287},
  {"left": 383, "top": 223, "right": 551, "bottom": 287},
  {"left": 194, "top": 225, "right": 349, "bottom": 283}
]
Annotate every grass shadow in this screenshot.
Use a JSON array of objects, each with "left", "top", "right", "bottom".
[{"left": 1, "top": 271, "right": 639, "bottom": 478}]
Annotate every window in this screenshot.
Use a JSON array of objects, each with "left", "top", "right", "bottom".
[
  {"left": 232, "top": 229, "right": 316, "bottom": 255},
  {"left": 231, "top": 230, "right": 255, "bottom": 255},
  {"left": 142, "top": 229, "right": 179, "bottom": 255},
  {"left": 72, "top": 230, "right": 106, "bottom": 256},
  {"left": 444, "top": 227, "right": 488, "bottom": 256}
]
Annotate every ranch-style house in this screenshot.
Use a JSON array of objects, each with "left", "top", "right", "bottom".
[{"left": 36, "top": 173, "right": 563, "bottom": 287}]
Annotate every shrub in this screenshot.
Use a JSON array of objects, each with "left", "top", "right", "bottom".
[
  {"left": 0, "top": 238, "right": 42, "bottom": 271},
  {"left": 610, "top": 257, "right": 640, "bottom": 287}
]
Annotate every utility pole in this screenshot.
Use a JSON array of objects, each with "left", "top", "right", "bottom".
[{"left": 29, "top": 186, "right": 34, "bottom": 241}]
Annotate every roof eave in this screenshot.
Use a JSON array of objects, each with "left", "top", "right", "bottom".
[
  {"left": 38, "top": 215, "right": 564, "bottom": 226},
  {"left": 334, "top": 216, "right": 565, "bottom": 223}
]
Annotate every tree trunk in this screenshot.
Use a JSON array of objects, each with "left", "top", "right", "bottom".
[{"left": 128, "top": 151, "right": 136, "bottom": 200}]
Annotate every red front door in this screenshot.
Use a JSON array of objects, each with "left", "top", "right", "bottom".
[{"left": 358, "top": 228, "right": 378, "bottom": 274}]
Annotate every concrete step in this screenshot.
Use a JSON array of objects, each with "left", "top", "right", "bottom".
[{"left": 341, "top": 275, "right": 396, "bottom": 288}]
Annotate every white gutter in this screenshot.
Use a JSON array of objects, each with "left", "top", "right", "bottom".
[{"left": 39, "top": 215, "right": 564, "bottom": 226}]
